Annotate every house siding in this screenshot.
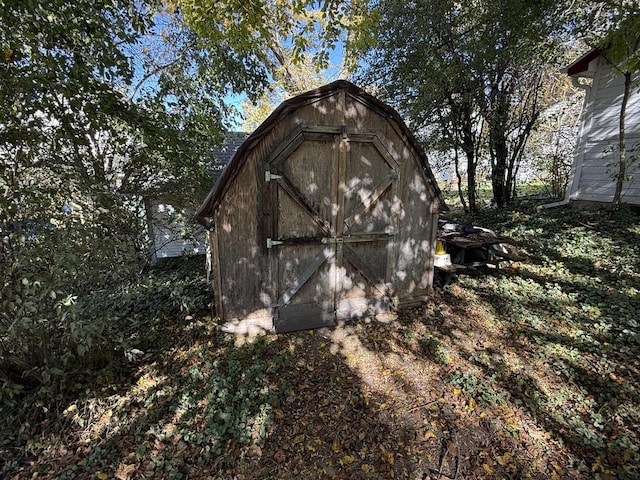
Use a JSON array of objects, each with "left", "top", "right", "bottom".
[
  {"left": 147, "top": 199, "right": 207, "bottom": 262},
  {"left": 569, "top": 56, "right": 640, "bottom": 205},
  {"left": 146, "top": 133, "right": 248, "bottom": 262}
]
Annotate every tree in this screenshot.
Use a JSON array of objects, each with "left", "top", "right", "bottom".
[
  {"left": 476, "top": 0, "right": 567, "bottom": 207},
  {"left": 179, "top": 0, "right": 377, "bottom": 74},
  {"left": 240, "top": 45, "right": 332, "bottom": 131},
  {"left": 180, "top": 0, "right": 379, "bottom": 130},
  {"left": 526, "top": 61, "right": 585, "bottom": 199},
  {"left": 357, "top": 0, "right": 564, "bottom": 211},
  {"left": 1, "top": 0, "right": 376, "bottom": 394},
  {"left": 357, "top": 0, "right": 485, "bottom": 211}
]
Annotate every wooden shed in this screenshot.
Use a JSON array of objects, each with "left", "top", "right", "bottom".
[{"left": 196, "top": 80, "right": 446, "bottom": 333}]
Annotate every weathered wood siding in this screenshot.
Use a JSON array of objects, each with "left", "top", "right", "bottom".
[
  {"left": 202, "top": 82, "right": 444, "bottom": 333},
  {"left": 213, "top": 147, "right": 273, "bottom": 326},
  {"left": 394, "top": 149, "right": 438, "bottom": 307},
  {"left": 569, "top": 56, "right": 640, "bottom": 205}
]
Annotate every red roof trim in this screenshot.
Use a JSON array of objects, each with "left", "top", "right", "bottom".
[{"left": 565, "top": 48, "right": 604, "bottom": 76}]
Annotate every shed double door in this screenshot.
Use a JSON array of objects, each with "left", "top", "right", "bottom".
[{"left": 265, "top": 126, "right": 399, "bottom": 332}]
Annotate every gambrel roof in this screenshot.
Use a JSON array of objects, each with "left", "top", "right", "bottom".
[{"left": 196, "top": 80, "right": 446, "bottom": 228}]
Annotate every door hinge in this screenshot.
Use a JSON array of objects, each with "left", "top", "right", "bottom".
[
  {"left": 266, "top": 238, "right": 284, "bottom": 249},
  {"left": 265, "top": 170, "right": 283, "bottom": 182}
]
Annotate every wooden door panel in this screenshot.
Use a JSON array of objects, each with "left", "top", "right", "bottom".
[
  {"left": 276, "top": 245, "right": 335, "bottom": 306},
  {"left": 336, "top": 297, "right": 392, "bottom": 320},
  {"left": 276, "top": 244, "right": 337, "bottom": 331},
  {"left": 343, "top": 242, "right": 388, "bottom": 295},
  {"left": 276, "top": 186, "right": 325, "bottom": 239},
  {"left": 343, "top": 139, "right": 397, "bottom": 236},
  {"left": 279, "top": 139, "right": 335, "bottom": 224},
  {"left": 337, "top": 240, "right": 389, "bottom": 319},
  {"left": 268, "top": 129, "right": 398, "bottom": 331},
  {"left": 275, "top": 303, "right": 337, "bottom": 333},
  {"left": 344, "top": 186, "right": 395, "bottom": 234},
  {"left": 337, "top": 134, "right": 397, "bottom": 316},
  {"left": 270, "top": 132, "right": 337, "bottom": 332},
  {"left": 344, "top": 139, "right": 397, "bottom": 225}
]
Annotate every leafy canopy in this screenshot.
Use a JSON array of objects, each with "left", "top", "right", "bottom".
[
  {"left": 356, "top": 0, "right": 567, "bottom": 210},
  {"left": 179, "top": 0, "right": 378, "bottom": 74},
  {"left": 0, "top": 0, "right": 376, "bottom": 399}
]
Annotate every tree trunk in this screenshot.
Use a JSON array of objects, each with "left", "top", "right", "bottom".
[
  {"left": 461, "top": 104, "right": 478, "bottom": 213},
  {"left": 465, "top": 145, "right": 477, "bottom": 213},
  {"left": 488, "top": 70, "right": 541, "bottom": 208},
  {"left": 453, "top": 146, "right": 468, "bottom": 212},
  {"left": 611, "top": 70, "right": 631, "bottom": 208},
  {"left": 490, "top": 109, "right": 509, "bottom": 208},
  {"left": 491, "top": 149, "right": 508, "bottom": 208},
  {"left": 487, "top": 73, "right": 510, "bottom": 209},
  {"left": 468, "top": 177, "right": 477, "bottom": 212}
]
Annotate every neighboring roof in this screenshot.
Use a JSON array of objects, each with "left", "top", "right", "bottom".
[
  {"left": 563, "top": 48, "right": 604, "bottom": 77},
  {"left": 196, "top": 80, "right": 447, "bottom": 227},
  {"left": 210, "top": 132, "right": 249, "bottom": 180}
]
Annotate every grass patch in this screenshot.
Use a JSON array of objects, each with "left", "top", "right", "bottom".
[{"left": 441, "top": 179, "right": 554, "bottom": 209}]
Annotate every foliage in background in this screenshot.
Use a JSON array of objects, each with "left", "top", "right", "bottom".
[
  {"left": 525, "top": 64, "right": 585, "bottom": 199},
  {"left": 510, "top": 37, "right": 602, "bottom": 202},
  {"left": 240, "top": 51, "right": 331, "bottom": 132},
  {"left": 358, "top": 0, "right": 640, "bottom": 210},
  {"left": 357, "top": 0, "right": 567, "bottom": 211},
  {"left": 179, "top": 0, "right": 378, "bottom": 78},
  {"left": 0, "top": 0, "right": 202, "bottom": 406},
  {"left": 218, "top": 0, "right": 380, "bottom": 130}
]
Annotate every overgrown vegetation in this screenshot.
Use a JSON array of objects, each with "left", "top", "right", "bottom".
[
  {"left": 3, "top": 1, "right": 638, "bottom": 476},
  {"left": 0, "top": 0, "right": 375, "bottom": 422},
  {"left": 1, "top": 204, "right": 638, "bottom": 479}
]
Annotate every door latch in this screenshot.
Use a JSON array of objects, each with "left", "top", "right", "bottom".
[{"left": 322, "top": 237, "right": 343, "bottom": 244}]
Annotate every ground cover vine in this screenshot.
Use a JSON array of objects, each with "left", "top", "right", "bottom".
[{"left": 1, "top": 203, "right": 639, "bottom": 479}]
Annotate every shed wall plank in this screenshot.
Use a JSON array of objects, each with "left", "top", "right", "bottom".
[{"left": 215, "top": 153, "right": 273, "bottom": 321}]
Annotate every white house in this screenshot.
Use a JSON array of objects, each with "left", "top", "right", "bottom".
[
  {"left": 145, "top": 132, "right": 248, "bottom": 262},
  {"left": 551, "top": 48, "right": 640, "bottom": 206}
]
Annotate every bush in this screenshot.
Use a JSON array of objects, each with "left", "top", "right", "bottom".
[{"left": 1, "top": 200, "right": 146, "bottom": 402}]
